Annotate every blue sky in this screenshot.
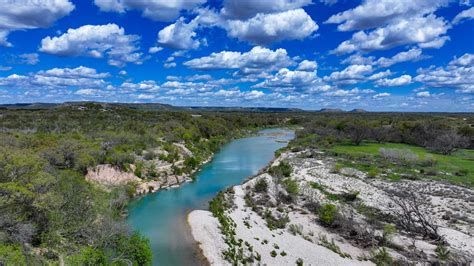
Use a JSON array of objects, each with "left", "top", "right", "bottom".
[{"left": 0, "top": 0, "right": 473, "bottom": 111}]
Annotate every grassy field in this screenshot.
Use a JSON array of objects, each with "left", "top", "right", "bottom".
[{"left": 331, "top": 142, "right": 474, "bottom": 187}]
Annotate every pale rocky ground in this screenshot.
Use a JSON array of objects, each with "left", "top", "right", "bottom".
[
  {"left": 189, "top": 149, "right": 474, "bottom": 265},
  {"left": 85, "top": 142, "right": 208, "bottom": 195}
]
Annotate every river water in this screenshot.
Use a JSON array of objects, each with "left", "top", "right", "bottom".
[{"left": 127, "top": 128, "right": 294, "bottom": 265}]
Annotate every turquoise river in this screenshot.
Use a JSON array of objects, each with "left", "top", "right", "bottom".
[{"left": 127, "top": 128, "right": 294, "bottom": 265}]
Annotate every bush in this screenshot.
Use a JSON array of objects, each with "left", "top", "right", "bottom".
[
  {"left": 318, "top": 204, "right": 339, "bottom": 227},
  {"left": 116, "top": 232, "right": 153, "bottom": 266},
  {"left": 67, "top": 247, "right": 106, "bottom": 265},
  {"left": 134, "top": 161, "right": 144, "bottom": 178},
  {"left": 254, "top": 178, "right": 268, "bottom": 193},
  {"left": 283, "top": 178, "right": 299, "bottom": 196},
  {"left": 264, "top": 210, "right": 289, "bottom": 230},
  {"left": 0, "top": 244, "right": 26, "bottom": 265},
  {"left": 367, "top": 167, "right": 379, "bottom": 178},
  {"left": 435, "top": 244, "right": 450, "bottom": 261},
  {"left": 382, "top": 224, "right": 397, "bottom": 245},
  {"left": 319, "top": 234, "right": 351, "bottom": 258},
  {"left": 269, "top": 161, "right": 292, "bottom": 178},
  {"left": 455, "top": 169, "right": 468, "bottom": 176},
  {"left": 379, "top": 148, "right": 419, "bottom": 166},
  {"left": 184, "top": 156, "right": 200, "bottom": 170},
  {"left": 341, "top": 191, "right": 359, "bottom": 202},
  {"left": 331, "top": 163, "right": 343, "bottom": 173},
  {"left": 370, "top": 247, "right": 392, "bottom": 265},
  {"left": 106, "top": 150, "right": 134, "bottom": 170},
  {"left": 296, "top": 258, "right": 304, "bottom": 266},
  {"left": 419, "top": 154, "right": 437, "bottom": 167},
  {"left": 143, "top": 150, "right": 157, "bottom": 160},
  {"left": 288, "top": 224, "right": 303, "bottom": 236}
]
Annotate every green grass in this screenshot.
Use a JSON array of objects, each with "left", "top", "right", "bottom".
[{"left": 331, "top": 142, "right": 474, "bottom": 187}]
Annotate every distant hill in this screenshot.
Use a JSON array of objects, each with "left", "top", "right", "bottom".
[
  {"left": 185, "top": 106, "right": 303, "bottom": 112},
  {"left": 318, "top": 108, "right": 344, "bottom": 113},
  {"left": 0, "top": 103, "right": 61, "bottom": 109},
  {"left": 0, "top": 102, "right": 302, "bottom": 112},
  {"left": 350, "top": 109, "right": 367, "bottom": 113},
  {"left": 0, "top": 102, "right": 179, "bottom": 111}
]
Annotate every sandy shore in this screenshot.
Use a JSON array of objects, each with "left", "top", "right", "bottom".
[
  {"left": 188, "top": 210, "right": 227, "bottom": 265},
  {"left": 188, "top": 149, "right": 474, "bottom": 265},
  {"left": 188, "top": 183, "right": 373, "bottom": 265}
]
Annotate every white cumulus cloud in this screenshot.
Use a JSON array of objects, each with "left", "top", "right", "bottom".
[
  {"left": 224, "top": 9, "right": 318, "bottom": 45},
  {"left": 334, "top": 15, "right": 449, "bottom": 54},
  {"left": 94, "top": 0, "right": 205, "bottom": 21},
  {"left": 297, "top": 60, "right": 318, "bottom": 71},
  {"left": 372, "top": 92, "right": 391, "bottom": 99},
  {"left": 221, "top": 0, "right": 312, "bottom": 19},
  {"left": 453, "top": 7, "right": 474, "bottom": 24},
  {"left": 39, "top": 24, "right": 144, "bottom": 67},
  {"left": 414, "top": 53, "right": 474, "bottom": 93},
  {"left": 184, "top": 46, "right": 293, "bottom": 75},
  {"left": 324, "top": 64, "right": 373, "bottom": 84},
  {"left": 158, "top": 18, "right": 201, "bottom": 50},
  {"left": 375, "top": 74, "right": 412, "bottom": 86},
  {"left": 0, "top": 0, "right": 75, "bottom": 47}
]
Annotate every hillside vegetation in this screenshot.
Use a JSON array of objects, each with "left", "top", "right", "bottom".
[
  {"left": 1, "top": 103, "right": 472, "bottom": 264},
  {"left": 0, "top": 103, "right": 287, "bottom": 264}
]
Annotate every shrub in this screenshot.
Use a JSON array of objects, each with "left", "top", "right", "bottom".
[
  {"left": 116, "top": 232, "right": 153, "bottom": 266},
  {"left": 341, "top": 191, "right": 359, "bottom": 202},
  {"left": 270, "top": 250, "right": 277, "bottom": 257},
  {"left": 283, "top": 178, "right": 299, "bottom": 196},
  {"left": 455, "top": 169, "right": 468, "bottom": 176},
  {"left": 254, "top": 178, "right": 268, "bottom": 193},
  {"left": 331, "top": 163, "right": 343, "bottom": 173},
  {"left": 379, "top": 148, "right": 419, "bottom": 166},
  {"left": 370, "top": 247, "right": 392, "bottom": 265},
  {"left": 184, "top": 156, "right": 200, "bottom": 169},
  {"left": 134, "top": 161, "right": 144, "bottom": 178},
  {"left": 310, "top": 182, "right": 325, "bottom": 191},
  {"left": 172, "top": 165, "right": 183, "bottom": 175},
  {"left": 67, "top": 247, "right": 106, "bottom": 265},
  {"left": 435, "top": 244, "right": 450, "bottom": 261},
  {"left": 0, "top": 244, "right": 26, "bottom": 265},
  {"left": 419, "top": 154, "right": 437, "bottom": 167},
  {"left": 296, "top": 258, "right": 304, "bottom": 266},
  {"left": 288, "top": 224, "right": 303, "bottom": 236},
  {"left": 143, "top": 150, "right": 157, "bottom": 160},
  {"left": 269, "top": 161, "right": 292, "bottom": 178},
  {"left": 106, "top": 150, "right": 135, "bottom": 170},
  {"left": 382, "top": 224, "right": 397, "bottom": 245},
  {"left": 367, "top": 167, "right": 379, "bottom": 178},
  {"left": 264, "top": 210, "right": 289, "bottom": 230},
  {"left": 319, "top": 234, "right": 351, "bottom": 258},
  {"left": 318, "top": 204, "right": 339, "bottom": 226}
]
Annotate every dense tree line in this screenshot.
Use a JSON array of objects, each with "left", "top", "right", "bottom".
[{"left": 295, "top": 113, "right": 473, "bottom": 154}]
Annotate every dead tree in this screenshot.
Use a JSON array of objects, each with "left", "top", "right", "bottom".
[{"left": 391, "top": 192, "right": 441, "bottom": 241}]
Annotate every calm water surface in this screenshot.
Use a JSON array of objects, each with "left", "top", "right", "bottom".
[{"left": 127, "top": 128, "right": 294, "bottom": 265}]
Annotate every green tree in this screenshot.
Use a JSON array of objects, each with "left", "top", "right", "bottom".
[{"left": 116, "top": 232, "right": 153, "bottom": 266}]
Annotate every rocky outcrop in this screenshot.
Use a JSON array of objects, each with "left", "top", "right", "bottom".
[
  {"left": 85, "top": 164, "right": 140, "bottom": 187},
  {"left": 85, "top": 144, "right": 207, "bottom": 195},
  {"left": 173, "top": 143, "right": 193, "bottom": 158}
]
